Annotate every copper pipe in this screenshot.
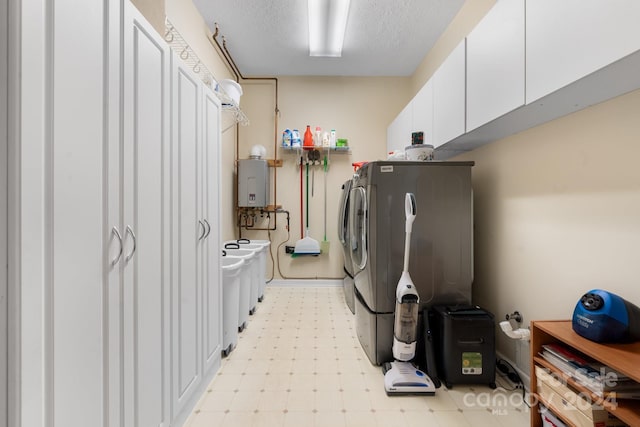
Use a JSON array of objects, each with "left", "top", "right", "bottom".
[
  {"left": 212, "top": 25, "right": 280, "bottom": 234},
  {"left": 219, "top": 32, "right": 280, "bottom": 208}
]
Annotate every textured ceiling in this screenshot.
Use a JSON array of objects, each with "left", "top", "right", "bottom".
[{"left": 192, "top": 0, "right": 465, "bottom": 77}]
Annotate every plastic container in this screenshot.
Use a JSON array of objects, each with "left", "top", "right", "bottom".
[
  {"left": 221, "top": 256, "right": 244, "bottom": 356},
  {"left": 405, "top": 144, "right": 434, "bottom": 161},
  {"left": 292, "top": 129, "right": 301, "bottom": 147},
  {"left": 282, "top": 129, "right": 292, "bottom": 147},
  {"left": 218, "top": 79, "right": 243, "bottom": 105},
  {"left": 303, "top": 125, "right": 314, "bottom": 148},
  {"left": 222, "top": 248, "right": 256, "bottom": 331},
  {"left": 330, "top": 130, "right": 336, "bottom": 147},
  {"left": 224, "top": 242, "right": 262, "bottom": 314},
  {"left": 234, "top": 238, "right": 271, "bottom": 301},
  {"left": 315, "top": 126, "right": 322, "bottom": 147}
]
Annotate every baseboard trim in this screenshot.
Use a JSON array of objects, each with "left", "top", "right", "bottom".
[{"left": 267, "top": 279, "right": 343, "bottom": 287}]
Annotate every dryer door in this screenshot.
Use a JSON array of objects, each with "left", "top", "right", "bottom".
[
  {"left": 349, "top": 186, "right": 367, "bottom": 272},
  {"left": 337, "top": 179, "right": 352, "bottom": 247}
]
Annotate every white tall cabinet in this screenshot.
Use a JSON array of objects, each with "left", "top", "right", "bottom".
[
  {"left": 170, "top": 54, "right": 223, "bottom": 422},
  {"left": 17, "top": 1, "right": 222, "bottom": 426}
]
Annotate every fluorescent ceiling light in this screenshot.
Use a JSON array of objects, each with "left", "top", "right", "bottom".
[{"left": 308, "top": 0, "right": 351, "bottom": 57}]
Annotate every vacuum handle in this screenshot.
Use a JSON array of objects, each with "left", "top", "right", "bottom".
[{"left": 405, "top": 193, "right": 416, "bottom": 233}]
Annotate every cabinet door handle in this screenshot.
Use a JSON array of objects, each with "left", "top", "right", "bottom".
[
  {"left": 125, "top": 225, "right": 137, "bottom": 262},
  {"left": 111, "top": 226, "right": 123, "bottom": 266},
  {"left": 203, "top": 219, "right": 211, "bottom": 239},
  {"left": 198, "top": 220, "right": 206, "bottom": 241}
]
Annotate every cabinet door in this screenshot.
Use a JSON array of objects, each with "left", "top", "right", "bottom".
[
  {"left": 49, "top": 0, "right": 109, "bottom": 425},
  {"left": 526, "top": 0, "right": 640, "bottom": 103},
  {"left": 411, "top": 79, "right": 434, "bottom": 146},
  {"left": 466, "top": 0, "right": 524, "bottom": 131},
  {"left": 122, "top": 3, "right": 170, "bottom": 427},
  {"left": 171, "top": 54, "right": 202, "bottom": 418},
  {"left": 386, "top": 102, "right": 412, "bottom": 153},
  {"left": 201, "top": 87, "right": 222, "bottom": 375},
  {"left": 433, "top": 40, "right": 466, "bottom": 147}
]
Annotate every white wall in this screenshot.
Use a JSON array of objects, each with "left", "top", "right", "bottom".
[
  {"left": 457, "top": 88, "right": 640, "bottom": 372},
  {"left": 239, "top": 76, "right": 410, "bottom": 279}
]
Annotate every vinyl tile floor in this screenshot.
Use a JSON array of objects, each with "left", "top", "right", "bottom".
[{"left": 183, "top": 285, "right": 530, "bottom": 427}]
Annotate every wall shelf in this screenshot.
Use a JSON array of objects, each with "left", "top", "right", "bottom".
[
  {"left": 280, "top": 146, "right": 351, "bottom": 154},
  {"left": 164, "top": 19, "right": 249, "bottom": 131}
]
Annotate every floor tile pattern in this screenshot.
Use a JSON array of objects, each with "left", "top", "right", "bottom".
[{"left": 183, "top": 285, "right": 530, "bottom": 427}]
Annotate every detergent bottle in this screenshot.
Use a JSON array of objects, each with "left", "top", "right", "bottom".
[{"left": 303, "top": 125, "right": 314, "bottom": 148}]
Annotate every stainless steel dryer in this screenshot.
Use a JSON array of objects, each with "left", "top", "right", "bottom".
[
  {"left": 338, "top": 178, "right": 355, "bottom": 313},
  {"left": 349, "top": 161, "right": 474, "bottom": 365}
]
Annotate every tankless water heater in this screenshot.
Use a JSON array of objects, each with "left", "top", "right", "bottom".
[{"left": 238, "top": 159, "right": 269, "bottom": 208}]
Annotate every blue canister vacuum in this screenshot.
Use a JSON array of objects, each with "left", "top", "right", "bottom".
[
  {"left": 382, "top": 193, "right": 437, "bottom": 395},
  {"left": 572, "top": 289, "right": 640, "bottom": 343}
]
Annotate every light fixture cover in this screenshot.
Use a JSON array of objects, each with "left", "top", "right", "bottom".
[{"left": 308, "top": 0, "right": 351, "bottom": 57}]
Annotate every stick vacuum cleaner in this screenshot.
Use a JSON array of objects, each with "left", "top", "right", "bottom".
[{"left": 383, "top": 193, "right": 436, "bottom": 396}]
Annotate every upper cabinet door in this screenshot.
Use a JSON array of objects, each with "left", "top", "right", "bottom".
[
  {"left": 411, "top": 79, "right": 434, "bottom": 146},
  {"left": 433, "top": 40, "right": 466, "bottom": 148},
  {"left": 526, "top": 0, "right": 640, "bottom": 104},
  {"left": 466, "top": 0, "right": 524, "bottom": 131},
  {"left": 386, "top": 102, "right": 412, "bottom": 153}
]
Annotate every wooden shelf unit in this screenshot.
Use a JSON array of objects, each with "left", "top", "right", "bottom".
[{"left": 530, "top": 320, "right": 640, "bottom": 427}]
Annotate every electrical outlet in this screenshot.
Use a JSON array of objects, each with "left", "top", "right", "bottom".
[{"left": 285, "top": 245, "right": 295, "bottom": 254}]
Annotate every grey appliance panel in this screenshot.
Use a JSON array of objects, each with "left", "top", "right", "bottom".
[
  {"left": 238, "top": 159, "right": 270, "bottom": 207},
  {"left": 354, "top": 288, "right": 394, "bottom": 365},
  {"left": 343, "top": 276, "right": 355, "bottom": 314},
  {"left": 353, "top": 161, "right": 473, "bottom": 315}
]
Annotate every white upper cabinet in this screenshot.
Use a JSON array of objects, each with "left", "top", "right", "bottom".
[
  {"left": 386, "top": 102, "right": 412, "bottom": 153},
  {"left": 466, "top": 0, "right": 524, "bottom": 131},
  {"left": 411, "top": 79, "right": 434, "bottom": 146},
  {"left": 433, "top": 40, "right": 466, "bottom": 148},
  {"left": 526, "top": 0, "right": 640, "bottom": 104}
]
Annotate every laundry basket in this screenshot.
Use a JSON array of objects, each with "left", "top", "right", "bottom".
[
  {"left": 224, "top": 242, "right": 263, "bottom": 314},
  {"left": 221, "top": 255, "right": 244, "bottom": 357},
  {"left": 233, "top": 239, "right": 271, "bottom": 301},
  {"left": 222, "top": 248, "right": 255, "bottom": 332}
]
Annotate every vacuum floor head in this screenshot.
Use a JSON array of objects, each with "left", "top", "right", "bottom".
[{"left": 383, "top": 361, "right": 436, "bottom": 396}]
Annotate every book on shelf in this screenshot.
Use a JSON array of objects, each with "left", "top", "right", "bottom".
[{"left": 540, "top": 343, "right": 640, "bottom": 395}]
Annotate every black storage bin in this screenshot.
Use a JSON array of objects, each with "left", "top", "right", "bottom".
[{"left": 430, "top": 305, "right": 496, "bottom": 389}]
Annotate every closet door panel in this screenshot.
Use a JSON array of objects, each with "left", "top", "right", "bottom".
[
  {"left": 122, "top": 3, "right": 170, "bottom": 426},
  {"left": 171, "top": 57, "right": 201, "bottom": 415},
  {"left": 51, "top": 0, "right": 108, "bottom": 425},
  {"left": 202, "top": 88, "right": 221, "bottom": 375}
]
